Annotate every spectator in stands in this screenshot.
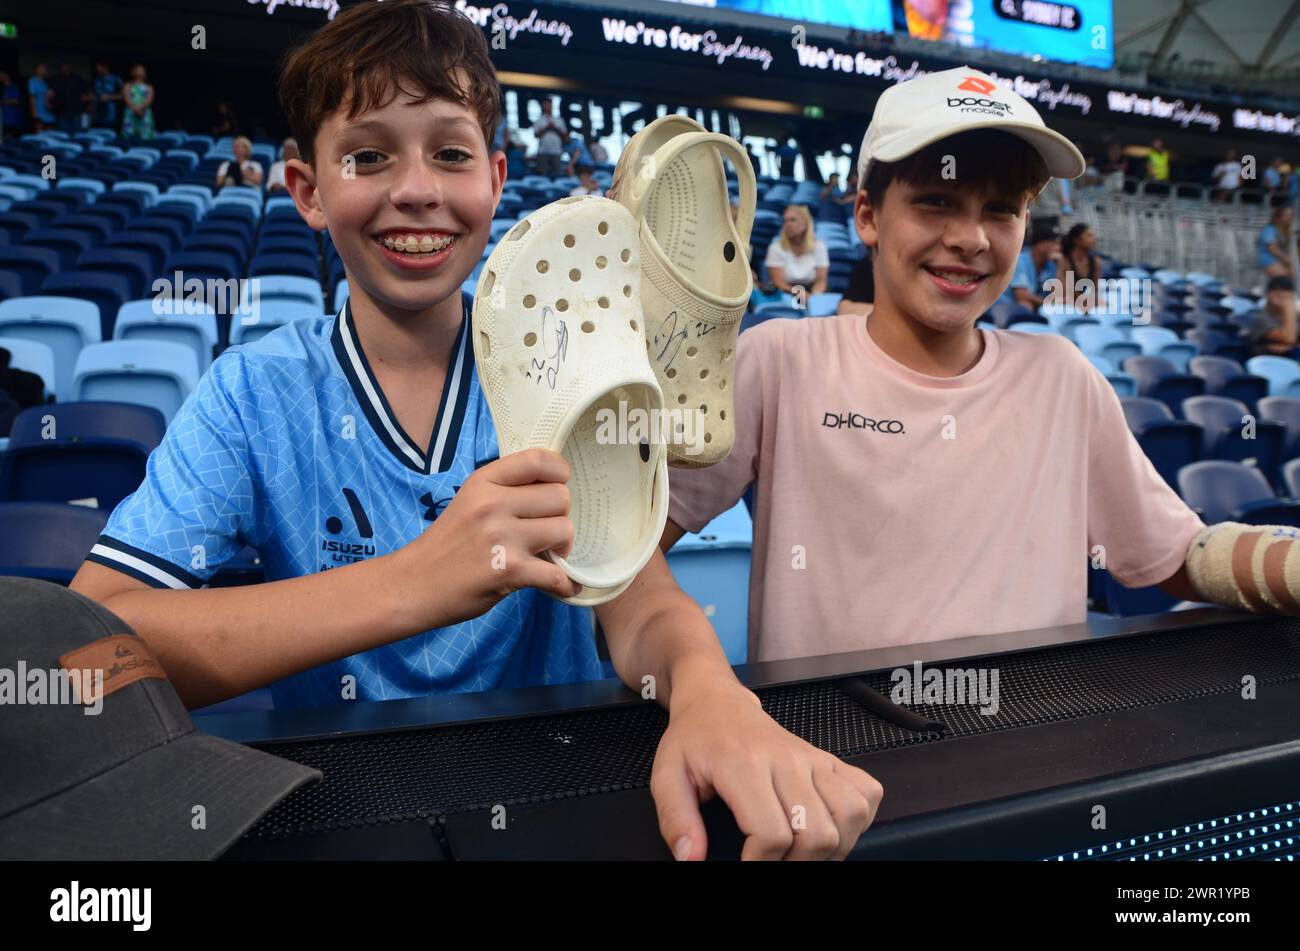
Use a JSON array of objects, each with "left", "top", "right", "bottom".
[
  {"left": 764, "top": 204, "right": 828, "bottom": 297},
  {"left": 1145, "top": 137, "right": 1170, "bottom": 182},
  {"left": 1030, "top": 177, "right": 1071, "bottom": 232},
  {"left": 51, "top": 62, "right": 89, "bottom": 134},
  {"left": 1101, "top": 141, "right": 1127, "bottom": 192},
  {"left": 568, "top": 164, "right": 602, "bottom": 197},
  {"left": 0, "top": 346, "right": 45, "bottom": 410},
  {"left": 505, "top": 129, "right": 526, "bottom": 179},
  {"left": 1002, "top": 220, "right": 1060, "bottom": 310},
  {"left": 0, "top": 71, "right": 23, "bottom": 141},
  {"left": 1247, "top": 276, "right": 1299, "bottom": 358},
  {"left": 836, "top": 251, "right": 874, "bottom": 316},
  {"left": 120, "top": 64, "right": 155, "bottom": 142},
  {"left": 1059, "top": 223, "right": 1101, "bottom": 311},
  {"left": 27, "top": 63, "right": 55, "bottom": 132},
  {"left": 216, "top": 135, "right": 264, "bottom": 190},
  {"left": 1079, "top": 154, "right": 1101, "bottom": 189},
  {"left": 1211, "top": 149, "right": 1240, "bottom": 203},
  {"left": 211, "top": 100, "right": 238, "bottom": 138},
  {"left": 564, "top": 132, "right": 594, "bottom": 177},
  {"left": 817, "top": 173, "right": 849, "bottom": 223},
  {"left": 266, "top": 137, "right": 298, "bottom": 193},
  {"left": 1259, "top": 205, "right": 1294, "bottom": 280},
  {"left": 531, "top": 99, "right": 565, "bottom": 177},
  {"left": 1263, "top": 157, "right": 1286, "bottom": 195},
  {"left": 92, "top": 61, "right": 123, "bottom": 130},
  {"left": 775, "top": 137, "right": 799, "bottom": 177},
  {"left": 589, "top": 137, "right": 608, "bottom": 165}
]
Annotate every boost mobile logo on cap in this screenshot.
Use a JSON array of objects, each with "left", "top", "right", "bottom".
[{"left": 948, "top": 76, "right": 1012, "bottom": 116}]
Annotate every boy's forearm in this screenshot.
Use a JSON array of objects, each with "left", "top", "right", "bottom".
[
  {"left": 94, "top": 551, "right": 429, "bottom": 709},
  {"left": 596, "top": 550, "right": 741, "bottom": 711}
]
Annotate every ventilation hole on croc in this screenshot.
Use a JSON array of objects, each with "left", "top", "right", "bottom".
[
  {"left": 721, "top": 349, "right": 733, "bottom": 361},
  {"left": 665, "top": 367, "right": 677, "bottom": 379},
  {"left": 480, "top": 270, "right": 496, "bottom": 297},
  {"left": 639, "top": 440, "right": 650, "bottom": 463},
  {"left": 623, "top": 285, "right": 632, "bottom": 297},
  {"left": 620, "top": 248, "right": 631, "bottom": 262},
  {"left": 524, "top": 332, "right": 537, "bottom": 347},
  {"left": 677, "top": 393, "right": 687, "bottom": 404},
  {"left": 595, "top": 255, "right": 607, "bottom": 269},
  {"left": 629, "top": 319, "right": 638, "bottom": 331},
  {"left": 723, "top": 241, "right": 736, "bottom": 262},
  {"left": 704, "top": 432, "right": 713, "bottom": 443},
  {"left": 598, "top": 221, "right": 609, "bottom": 235},
  {"left": 598, "top": 296, "right": 609, "bottom": 308},
  {"left": 581, "top": 321, "right": 595, "bottom": 333},
  {"left": 479, "top": 331, "right": 491, "bottom": 357},
  {"left": 523, "top": 294, "right": 536, "bottom": 308},
  {"left": 700, "top": 368, "right": 709, "bottom": 379},
  {"left": 686, "top": 346, "right": 698, "bottom": 358},
  {"left": 509, "top": 220, "right": 531, "bottom": 241},
  {"left": 556, "top": 299, "right": 569, "bottom": 312},
  {"left": 720, "top": 409, "right": 727, "bottom": 420},
  {"left": 700, "top": 404, "right": 708, "bottom": 414},
  {"left": 564, "top": 234, "right": 576, "bottom": 248},
  {"left": 719, "top": 379, "right": 728, "bottom": 390},
  {"left": 536, "top": 260, "right": 549, "bottom": 273}
]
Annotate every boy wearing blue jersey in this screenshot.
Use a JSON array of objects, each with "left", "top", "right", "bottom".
[{"left": 70, "top": 0, "right": 881, "bottom": 860}]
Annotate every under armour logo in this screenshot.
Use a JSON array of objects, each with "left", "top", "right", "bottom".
[
  {"left": 958, "top": 76, "right": 996, "bottom": 95},
  {"left": 419, "top": 487, "right": 460, "bottom": 522}
]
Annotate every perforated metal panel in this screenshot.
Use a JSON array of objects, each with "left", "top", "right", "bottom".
[{"left": 245, "top": 618, "right": 1300, "bottom": 839}]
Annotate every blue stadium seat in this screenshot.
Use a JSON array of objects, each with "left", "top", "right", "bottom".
[
  {"left": 0, "top": 336, "right": 56, "bottom": 399},
  {"left": 112, "top": 180, "right": 160, "bottom": 207},
  {"left": 1188, "top": 356, "right": 1268, "bottom": 414},
  {"left": 22, "top": 229, "right": 95, "bottom": 270},
  {"left": 1182, "top": 395, "right": 1285, "bottom": 477},
  {"left": 807, "top": 292, "right": 842, "bottom": 317},
  {"left": 1120, "top": 396, "right": 1202, "bottom": 489},
  {"left": 72, "top": 340, "right": 201, "bottom": 423},
  {"left": 114, "top": 300, "right": 219, "bottom": 373},
  {"left": 1258, "top": 396, "right": 1300, "bottom": 462},
  {"left": 1178, "top": 461, "right": 1300, "bottom": 527},
  {"left": 229, "top": 299, "right": 321, "bottom": 346},
  {"left": 0, "top": 246, "right": 61, "bottom": 296},
  {"left": 0, "top": 501, "right": 107, "bottom": 584},
  {"left": 162, "top": 250, "right": 240, "bottom": 284},
  {"left": 39, "top": 272, "right": 134, "bottom": 341},
  {"left": 1284, "top": 458, "right": 1300, "bottom": 498},
  {"left": 1246, "top": 355, "right": 1300, "bottom": 395},
  {"left": 665, "top": 502, "right": 752, "bottom": 664},
  {"left": 250, "top": 252, "right": 318, "bottom": 280},
  {"left": 246, "top": 274, "right": 324, "bottom": 310},
  {"left": 0, "top": 402, "right": 165, "bottom": 509},
  {"left": 0, "top": 296, "right": 101, "bottom": 400},
  {"left": 106, "top": 231, "right": 173, "bottom": 275},
  {"left": 255, "top": 234, "right": 317, "bottom": 257},
  {"left": 1123, "top": 356, "right": 1205, "bottom": 418}
]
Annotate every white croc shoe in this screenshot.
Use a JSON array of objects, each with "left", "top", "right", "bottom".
[
  {"left": 473, "top": 195, "right": 669, "bottom": 606},
  {"left": 608, "top": 124, "right": 757, "bottom": 468}
]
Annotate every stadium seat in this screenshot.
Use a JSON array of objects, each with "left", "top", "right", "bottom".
[
  {"left": 0, "top": 336, "right": 56, "bottom": 399},
  {"left": 665, "top": 502, "right": 752, "bottom": 665},
  {"left": 39, "top": 271, "right": 134, "bottom": 340},
  {"left": 1123, "top": 356, "right": 1205, "bottom": 418},
  {"left": 1182, "top": 395, "right": 1285, "bottom": 477},
  {"left": 0, "top": 246, "right": 61, "bottom": 295},
  {"left": 250, "top": 252, "right": 319, "bottom": 280},
  {"left": 0, "top": 402, "right": 165, "bottom": 510},
  {"left": 114, "top": 300, "right": 219, "bottom": 373},
  {"left": 1246, "top": 355, "right": 1300, "bottom": 395},
  {"left": 229, "top": 299, "right": 321, "bottom": 346},
  {"left": 1178, "top": 461, "right": 1300, "bottom": 527},
  {"left": 72, "top": 340, "right": 201, "bottom": 423},
  {"left": 1120, "top": 396, "right": 1202, "bottom": 489},
  {"left": 0, "top": 296, "right": 102, "bottom": 400},
  {"left": 1284, "top": 458, "right": 1300, "bottom": 498},
  {"left": 246, "top": 274, "right": 325, "bottom": 310},
  {"left": 806, "top": 292, "right": 842, "bottom": 317},
  {"left": 1258, "top": 396, "right": 1300, "bottom": 462},
  {"left": 23, "top": 228, "right": 95, "bottom": 270},
  {"left": 0, "top": 501, "right": 108, "bottom": 584},
  {"left": 1187, "top": 356, "right": 1268, "bottom": 414},
  {"left": 1131, "top": 326, "right": 1196, "bottom": 371}
]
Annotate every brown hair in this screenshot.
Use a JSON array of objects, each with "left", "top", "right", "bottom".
[
  {"left": 278, "top": 0, "right": 501, "bottom": 165},
  {"left": 863, "top": 129, "right": 1051, "bottom": 211}
]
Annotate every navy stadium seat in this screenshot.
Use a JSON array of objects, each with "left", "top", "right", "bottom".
[
  {"left": 1123, "top": 356, "right": 1205, "bottom": 418},
  {"left": 0, "top": 501, "right": 108, "bottom": 584},
  {"left": 1258, "top": 396, "right": 1300, "bottom": 462},
  {"left": 39, "top": 272, "right": 134, "bottom": 340},
  {"left": 1120, "top": 397, "right": 1202, "bottom": 490},
  {"left": 1178, "top": 461, "right": 1300, "bottom": 527},
  {"left": 0, "top": 246, "right": 61, "bottom": 295}
]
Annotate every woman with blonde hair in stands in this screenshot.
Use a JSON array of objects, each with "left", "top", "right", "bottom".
[
  {"left": 764, "top": 203, "right": 829, "bottom": 299},
  {"left": 215, "top": 135, "right": 264, "bottom": 191},
  {"left": 1260, "top": 205, "right": 1295, "bottom": 280}
]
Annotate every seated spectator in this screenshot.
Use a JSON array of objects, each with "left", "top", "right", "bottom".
[
  {"left": 0, "top": 346, "right": 45, "bottom": 410},
  {"left": 216, "top": 136, "right": 264, "bottom": 190},
  {"left": 1000, "top": 220, "right": 1061, "bottom": 310},
  {"left": 91, "top": 61, "right": 123, "bottom": 131},
  {"left": 1247, "top": 276, "right": 1300, "bottom": 359},
  {"left": 1079, "top": 154, "right": 1101, "bottom": 189},
  {"left": 589, "top": 138, "right": 608, "bottom": 165},
  {"left": 836, "top": 251, "right": 874, "bottom": 316},
  {"left": 568, "top": 164, "right": 602, "bottom": 197},
  {"left": 764, "top": 204, "right": 828, "bottom": 297},
  {"left": 1263, "top": 157, "right": 1287, "bottom": 196},
  {"left": 0, "top": 71, "right": 23, "bottom": 141},
  {"left": 1260, "top": 206, "right": 1294, "bottom": 281},
  {"left": 1212, "top": 149, "right": 1240, "bottom": 203},
  {"left": 1059, "top": 223, "right": 1101, "bottom": 311},
  {"left": 120, "top": 63, "right": 155, "bottom": 142},
  {"left": 266, "top": 137, "right": 298, "bottom": 193},
  {"left": 565, "top": 132, "right": 594, "bottom": 177}
]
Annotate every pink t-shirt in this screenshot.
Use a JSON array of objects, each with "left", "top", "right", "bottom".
[{"left": 668, "top": 315, "right": 1205, "bottom": 663}]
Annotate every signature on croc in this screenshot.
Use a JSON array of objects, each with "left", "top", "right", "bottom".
[
  {"left": 472, "top": 195, "right": 669, "bottom": 606},
  {"left": 608, "top": 124, "right": 757, "bottom": 468}
]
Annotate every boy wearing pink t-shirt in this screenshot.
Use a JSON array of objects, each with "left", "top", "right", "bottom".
[{"left": 632, "top": 67, "right": 1300, "bottom": 663}]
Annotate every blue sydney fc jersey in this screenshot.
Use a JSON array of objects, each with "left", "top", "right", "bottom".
[{"left": 90, "top": 295, "right": 603, "bottom": 708}]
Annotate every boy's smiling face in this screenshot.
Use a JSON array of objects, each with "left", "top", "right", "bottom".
[
  {"left": 857, "top": 177, "right": 1026, "bottom": 334},
  {"left": 286, "top": 84, "right": 503, "bottom": 315}
]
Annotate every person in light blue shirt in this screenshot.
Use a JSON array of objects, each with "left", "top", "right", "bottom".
[
  {"left": 26, "top": 64, "right": 54, "bottom": 130},
  {"left": 564, "top": 131, "right": 594, "bottom": 176},
  {"left": 998, "top": 221, "right": 1060, "bottom": 309},
  {"left": 1259, "top": 205, "right": 1294, "bottom": 279}
]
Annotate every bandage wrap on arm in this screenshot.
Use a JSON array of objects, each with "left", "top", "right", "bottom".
[{"left": 1185, "top": 522, "right": 1300, "bottom": 613}]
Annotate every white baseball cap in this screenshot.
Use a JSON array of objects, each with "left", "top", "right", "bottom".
[{"left": 856, "top": 66, "right": 1085, "bottom": 186}]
